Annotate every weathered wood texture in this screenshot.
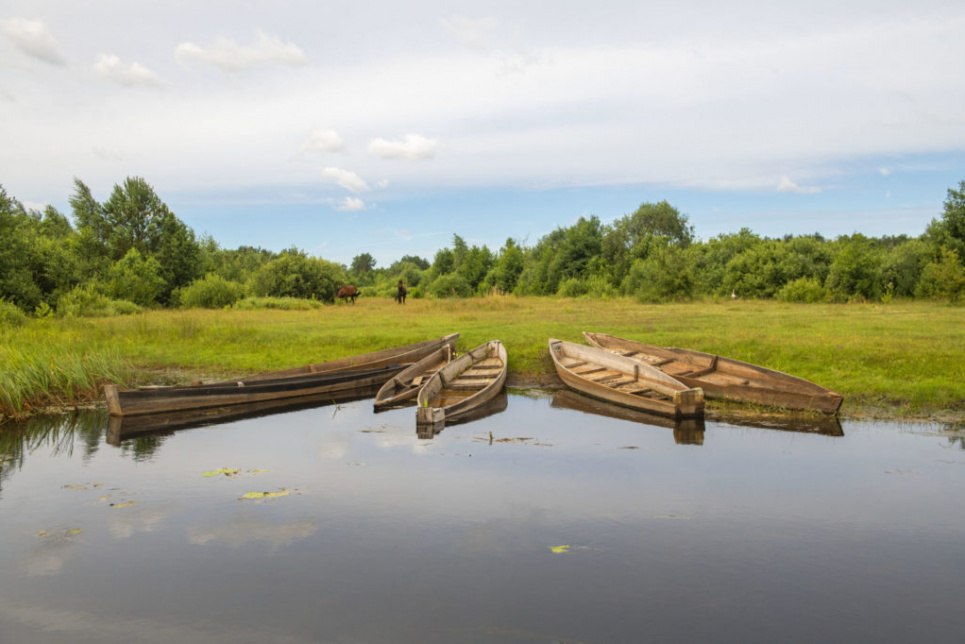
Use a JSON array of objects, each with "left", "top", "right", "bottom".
[
  {"left": 416, "top": 340, "right": 507, "bottom": 427},
  {"left": 549, "top": 338, "right": 704, "bottom": 419},
  {"left": 106, "top": 334, "right": 459, "bottom": 416},
  {"left": 374, "top": 345, "right": 453, "bottom": 409},
  {"left": 583, "top": 332, "right": 843, "bottom": 414}
]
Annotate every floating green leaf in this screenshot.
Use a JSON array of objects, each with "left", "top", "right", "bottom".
[
  {"left": 550, "top": 545, "right": 571, "bottom": 554},
  {"left": 239, "top": 489, "right": 290, "bottom": 500},
  {"left": 202, "top": 467, "right": 239, "bottom": 477},
  {"left": 111, "top": 501, "right": 137, "bottom": 509}
]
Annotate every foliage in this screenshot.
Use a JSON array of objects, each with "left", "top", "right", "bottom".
[
  {"left": 778, "top": 277, "right": 829, "bottom": 303},
  {"left": 826, "top": 234, "right": 881, "bottom": 302},
  {"left": 0, "top": 299, "right": 28, "bottom": 327},
  {"left": 427, "top": 273, "right": 472, "bottom": 298},
  {"left": 178, "top": 274, "right": 245, "bottom": 309},
  {"left": 915, "top": 247, "right": 965, "bottom": 302},
  {"left": 925, "top": 181, "right": 965, "bottom": 260},
  {"left": 623, "top": 245, "right": 696, "bottom": 302},
  {"left": 248, "top": 249, "right": 347, "bottom": 302},
  {"left": 106, "top": 248, "right": 166, "bottom": 306},
  {"left": 57, "top": 284, "right": 142, "bottom": 317}
]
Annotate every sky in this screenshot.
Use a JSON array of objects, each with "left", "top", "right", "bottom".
[{"left": 2, "top": 0, "right": 965, "bottom": 267}]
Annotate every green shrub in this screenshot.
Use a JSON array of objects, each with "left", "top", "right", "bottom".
[
  {"left": 0, "top": 299, "right": 27, "bottom": 327},
  {"left": 57, "top": 284, "right": 143, "bottom": 317},
  {"left": 179, "top": 274, "right": 244, "bottom": 309},
  {"left": 556, "top": 277, "right": 588, "bottom": 297},
  {"left": 778, "top": 277, "right": 829, "bottom": 303},
  {"left": 232, "top": 296, "right": 323, "bottom": 310},
  {"left": 426, "top": 273, "right": 471, "bottom": 298},
  {"left": 915, "top": 247, "right": 965, "bottom": 302}
]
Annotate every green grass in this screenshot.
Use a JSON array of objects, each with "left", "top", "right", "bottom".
[{"left": 2, "top": 296, "right": 963, "bottom": 421}]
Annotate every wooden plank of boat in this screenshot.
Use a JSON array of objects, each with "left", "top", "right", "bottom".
[
  {"left": 105, "top": 364, "right": 404, "bottom": 417},
  {"left": 416, "top": 340, "right": 507, "bottom": 427},
  {"left": 233, "top": 333, "right": 460, "bottom": 382},
  {"left": 549, "top": 338, "right": 704, "bottom": 419},
  {"left": 106, "top": 386, "right": 382, "bottom": 446},
  {"left": 374, "top": 345, "right": 454, "bottom": 409},
  {"left": 582, "top": 332, "right": 843, "bottom": 414}
]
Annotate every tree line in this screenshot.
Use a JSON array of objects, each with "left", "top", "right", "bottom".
[{"left": 1, "top": 177, "right": 963, "bottom": 320}]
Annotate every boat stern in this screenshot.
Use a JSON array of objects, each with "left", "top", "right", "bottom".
[{"left": 673, "top": 387, "right": 705, "bottom": 418}]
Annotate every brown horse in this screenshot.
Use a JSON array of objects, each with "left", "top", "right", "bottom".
[
  {"left": 396, "top": 281, "right": 407, "bottom": 304},
  {"left": 336, "top": 285, "right": 359, "bottom": 304}
]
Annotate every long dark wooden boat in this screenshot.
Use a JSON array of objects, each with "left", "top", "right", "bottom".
[
  {"left": 582, "top": 332, "right": 843, "bottom": 414},
  {"left": 549, "top": 338, "right": 704, "bottom": 419},
  {"left": 105, "top": 365, "right": 403, "bottom": 417},
  {"left": 416, "top": 340, "right": 507, "bottom": 427},
  {"left": 374, "top": 345, "right": 454, "bottom": 409},
  {"left": 105, "top": 334, "right": 459, "bottom": 417}
]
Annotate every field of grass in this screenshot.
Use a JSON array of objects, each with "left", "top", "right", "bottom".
[{"left": 2, "top": 297, "right": 963, "bottom": 422}]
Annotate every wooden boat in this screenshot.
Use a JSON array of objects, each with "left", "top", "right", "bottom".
[
  {"left": 416, "top": 340, "right": 507, "bottom": 427},
  {"left": 549, "top": 338, "right": 704, "bottom": 419},
  {"left": 582, "top": 332, "right": 843, "bottom": 414},
  {"left": 105, "top": 334, "right": 459, "bottom": 416},
  {"left": 106, "top": 386, "right": 381, "bottom": 446},
  {"left": 374, "top": 344, "right": 454, "bottom": 409},
  {"left": 105, "top": 365, "right": 403, "bottom": 417}
]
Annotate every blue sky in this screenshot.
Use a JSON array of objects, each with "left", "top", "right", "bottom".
[{"left": 3, "top": 1, "right": 964, "bottom": 267}]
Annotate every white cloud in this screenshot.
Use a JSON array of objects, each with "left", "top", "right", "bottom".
[
  {"left": 93, "top": 54, "right": 162, "bottom": 87},
  {"left": 368, "top": 134, "right": 438, "bottom": 160},
  {"left": 1, "top": 18, "right": 66, "bottom": 66},
  {"left": 337, "top": 197, "right": 366, "bottom": 211},
  {"left": 302, "top": 129, "right": 345, "bottom": 153},
  {"left": 878, "top": 167, "right": 891, "bottom": 176},
  {"left": 441, "top": 15, "right": 498, "bottom": 51},
  {"left": 175, "top": 31, "right": 308, "bottom": 74},
  {"left": 777, "top": 177, "right": 822, "bottom": 194},
  {"left": 322, "top": 167, "right": 370, "bottom": 193}
]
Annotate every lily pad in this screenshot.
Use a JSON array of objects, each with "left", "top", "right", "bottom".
[
  {"left": 111, "top": 501, "right": 137, "bottom": 509},
  {"left": 550, "top": 545, "right": 571, "bottom": 554},
  {"left": 239, "top": 489, "right": 290, "bottom": 500},
  {"left": 202, "top": 467, "right": 240, "bottom": 477}
]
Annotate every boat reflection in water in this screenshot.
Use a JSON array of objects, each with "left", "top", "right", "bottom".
[
  {"left": 551, "top": 389, "right": 844, "bottom": 444},
  {"left": 551, "top": 389, "right": 706, "bottom": 445},
  {"left": 416, "top": 390, "right": 509, "bottom": 440},
  {"left": 106, "top": 386, "right": 382, "bottom": 446}
]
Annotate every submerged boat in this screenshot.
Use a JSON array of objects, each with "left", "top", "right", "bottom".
[
  {"left": 549, "top": 338, "right": 704, "bottom": 419},
  {"left": 416, "top": 340, "right": 507, "bottom": 427},
  {"left": 582, "top": 332, "right": 843, "bottom": 414},
  {"left": 105, "top": 334, "right": 459, "bottom": 417},
  {"left": 374, "top": 344, "right": 454, "bottom": 409}
]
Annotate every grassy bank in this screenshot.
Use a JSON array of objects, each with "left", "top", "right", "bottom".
[{"left": 2, "top": 297, "right": 963, "bottom": 422}]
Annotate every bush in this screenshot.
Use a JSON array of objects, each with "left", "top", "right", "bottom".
[
  {"left": 232, "top": 296, "right": 323, "bottom": 310},
  {"left": 178, "top": 274, "right": 244, "bottom": 309},
  {"left": 57, "top": 284, "right": 142, "bottom": 317},
  {"left": 556, "top": 277, "right": 588, "bottom": 297},
  {"left": 0, "top": 299, "right": 27, "bottom": 327},
  {"left": 778, "top": 277, "right": 829, "bottom": 303},
  {"left": 426, "top": 273, "right": 472, "bottom": 298},
  {"left": 915, "top": 247, "right": 965, "bottom": 302}
]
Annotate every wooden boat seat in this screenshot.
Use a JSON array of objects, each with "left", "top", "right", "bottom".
[
  {"left": 448, "top": 377, "right": 496, "bottom": 391},
  {"left": 573, "top": 366, "right": 605, "bottom": 376},
  {"left": 562, "top": 360, "right": 587, "bottom": 369}
]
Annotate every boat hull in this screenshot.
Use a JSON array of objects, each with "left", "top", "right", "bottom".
[
  {"left": 583, "top": 332, "right": 843, "bottom": 414},
  {"left": 416, "top": 340, "right": 507, "bottom": 427},
  {"left": 549, "top": 338, "right": 704, "bottom": 419}
]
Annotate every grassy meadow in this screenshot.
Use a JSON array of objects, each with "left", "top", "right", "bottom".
[{"left": 1, "top": 296, "right": 963, "bottom": 422}]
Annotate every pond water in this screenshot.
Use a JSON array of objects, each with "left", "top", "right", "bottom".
[{"left": 1, "top": 390, "right": 964, "bottom": 644}]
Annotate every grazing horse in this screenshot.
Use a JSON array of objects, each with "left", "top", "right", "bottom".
[
  {"left": 396, "top": 281, "right": 407, "bottom": 305},
  {"left": 336, "top": 285, "right": 359, "bottom": 304}
]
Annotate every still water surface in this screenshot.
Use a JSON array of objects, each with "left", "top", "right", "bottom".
[{"left": 1, "top": 390, "right": 963, "bottom": 643}]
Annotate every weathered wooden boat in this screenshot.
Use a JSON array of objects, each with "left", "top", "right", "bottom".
[
  {"left": 105, "top": 366, "right": 403, "bottom": 417},
  {"left": 416, "top": 340, "right": 507, "bottom": 427},
  {"left": 549, "top": 338, "right": 704, "bottom": 419},
  {"left": 374, "top": 345, "right": 454, "bottom": 409},
  {"left": 582, "top": 332, "right": 843, "bottom": 414},
  {"left": 231, "top": 333, "right": 459, "bottom": 382},
  {"left": 105, "top": 334, "right": 460, "bottom": 417},
  {"left": 106, "top": 386, "right": 381, "bottom": 446}
]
